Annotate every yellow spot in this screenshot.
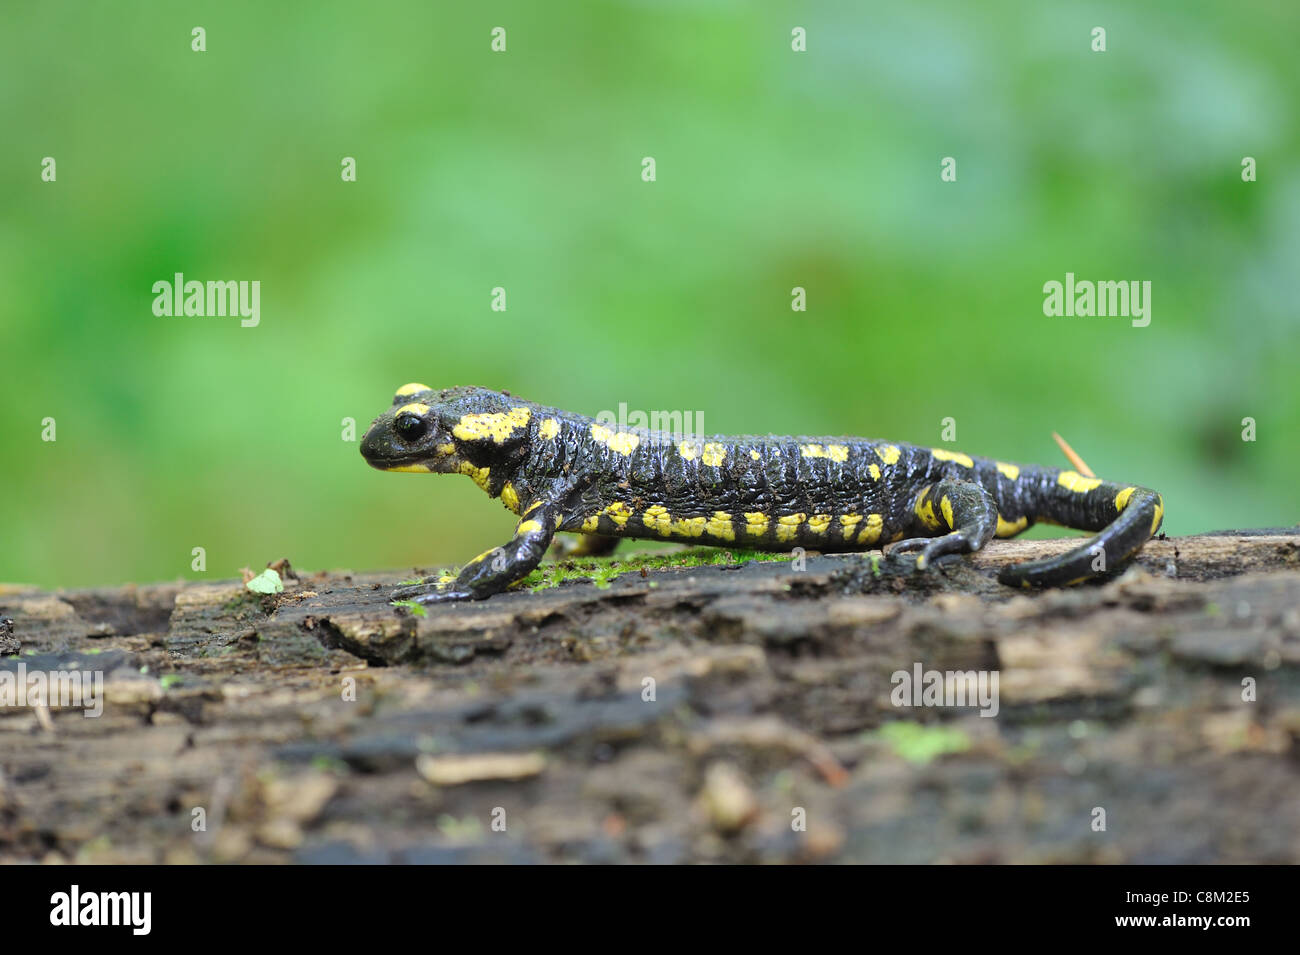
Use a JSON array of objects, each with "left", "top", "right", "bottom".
[
  {"left": 672, "top": 516, "right": 707, "bottom": 538},
  {"left": 603, "top": 502, "right": 632, "bottom": 527},
  {"left": 539, "top": 418, "right": 560, "bottom": 440},
  {"left": 395, "top": 382, "right": 431, "bottom": 397},
  {"left": 996, "top": 462, "right": 1020, "bottom": 481},
  {"left": 931, "top": 448, "right": 974, "bottom": 468},
  {"left": 1115, "top": 486, "right": 1136, "bottom": 512},
  {"left": 678, "top": 440, "right": 700, "bottom": 461},
  {"left": 395, "top": 402, "right": 431, "bottom": 418},
  {"left": 776, "top": 513, "right": 806, "bottom": 543},
  {"left": 857, "top": 514, "right": 883, "bottom": 545},
  {"left": 523, "top": 501, "right": 542, "bottom": 515},
  {"left": 916, "top": 555, "right": 927, "bottom": 570},
  {"left": 705, "top": 511, "right": 735, "bottom": 541},
  {"left": 1058, "top": 470, "right": 1103, "bottom": 494},
  {"left": 801, "top": 444, "right": 849, "bottom": 463},
  {"left": 501, "top": 483, "right": 520, "bottom": 513},
  {"left": 808, "top": 514, "right": 831, "bottom": 535},
  {"left": 868, "top": 464, "right": 881, "bottom": 481},
  {"left": 749, "top": 449, "right": 761, "bottom": 461},
  {"left": 890, "top": 531, "right": 905, "bottom": 543},
  {"left": 875, "top": 445, "right": 901, "bottom": 466},
  {"left": 386, "top": 463, "right": 432, "bottom": 473},
  {"left": 457, "top": 461, "right": 491, "bottom": 491},
  {"left": 642, "top": 505, "right": 673, "bottom": 536},
  {"left": 914, "top": 489, "right": 942, "bottom": 531},
  {"left": 517, "top": 520, "right": 543, "bottom": 535},
  {"left": 940, "top": 496, "right": 954, "bottom": 530},
  {"left": 554, "top": 514, "right": 563, "bottom": 528},
  {"left": 468, "top": 549, "right": 495, "bottom": 565},
  {"left": 591, "top": 423, "right": 640, "bottom": 455},
  {"left": 840, "top": 514, "right": 862, "bottom": 540},
  {"left": 745, "top": 512, "right": 769, "bottom": 537},
  {"left": 581, "top": 515, "right": 599, "bottom": 533},
  {"left": 996, "top": 514, "right": 1029, "bottom": 538},
  {"left": 1151, "top": 495, "right": 1164, "bottom": 535},
  {"left": 453, "top": 407, "right": 531, "bottom": 444},
  {"left": 436, "top": 443, "right": 455, "bottom": 455},
  {"left": 701, "top": 442, "right": 727, "bottom": 467}
]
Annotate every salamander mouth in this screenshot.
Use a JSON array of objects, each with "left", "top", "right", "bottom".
[
  {"left": 363, "top": 451, "right": 431, "bottom": 471},
  {"left": 360, "top": 434, "right": 438, "bottom": 467},
  {"left": 360, "top": 422, "right": 435, "bottom": 470}
]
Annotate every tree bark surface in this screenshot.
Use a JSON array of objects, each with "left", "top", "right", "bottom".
[{"left": 3, "top": 531, "right": 1298, "bottom": 863}]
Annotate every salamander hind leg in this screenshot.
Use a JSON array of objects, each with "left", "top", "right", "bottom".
[
  {"left": 890, "top": 480, "right": 998, "bottom": 571},
  {"left": 551, "top": 533, "right": 622, "bottom": 559}
]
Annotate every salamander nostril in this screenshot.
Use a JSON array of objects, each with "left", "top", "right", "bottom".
[{"left": 359, "top": 430, "right": 379, "bottom": 460}]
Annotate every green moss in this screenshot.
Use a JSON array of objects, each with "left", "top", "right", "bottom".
[
  {"left": 436, "top": 814, "right": 483, "bottom": 839},
  {"left": 390, "top": 599, "right": 427, "bottom": 617},
  {"left": 519, "top": 546, "right": 788, "bottom": 593},
  {"left": 221, "top": 591, "right": 262, "bottom": 613},
  {"left": 866, "top": 721, "right": 971, "bottom": 764}
]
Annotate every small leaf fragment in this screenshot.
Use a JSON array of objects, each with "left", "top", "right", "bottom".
[{"left": 246, "top": 568, "right": 284, "bottom": 594}]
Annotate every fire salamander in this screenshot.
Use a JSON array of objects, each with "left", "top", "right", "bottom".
[{"left": 361, "top": 385, "right": 1164, "bottom": 603}]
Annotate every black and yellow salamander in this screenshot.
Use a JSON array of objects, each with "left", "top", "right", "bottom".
[{"left": 361, "top": 385, "right": 1164, "bottom": 604}]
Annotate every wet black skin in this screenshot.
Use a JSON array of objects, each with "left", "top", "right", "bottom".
[{"left": 361, "top": 386, "right": 1164, "bottom": 603}]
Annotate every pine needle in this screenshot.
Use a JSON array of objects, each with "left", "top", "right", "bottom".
[{"left": 1052, "top": 431, "right": 1096, "bottom": 478}]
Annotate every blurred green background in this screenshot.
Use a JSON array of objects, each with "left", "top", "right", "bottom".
[{"left": 2, "top": 1, "right": 1297, "bottom": 588}]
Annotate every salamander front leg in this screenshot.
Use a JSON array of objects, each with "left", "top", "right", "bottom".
[
  {"left": 393, "top": 510, "right": 560, "bottom": 604},
  {"left": 890, "top": 480, "right": 998, "bottom": 570}
]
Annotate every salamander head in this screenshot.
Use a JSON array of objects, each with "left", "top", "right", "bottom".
[{"left": 360, "top": 383, "right": 532, "bottom": 479}]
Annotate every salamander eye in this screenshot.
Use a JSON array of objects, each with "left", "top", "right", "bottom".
[{"left": 394, "top": 413, "right": 427, "bottom": 441}]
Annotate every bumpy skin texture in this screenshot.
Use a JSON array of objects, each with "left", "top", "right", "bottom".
[{"left": 361, "top": 385, "right": 1164, "bottom": 603}]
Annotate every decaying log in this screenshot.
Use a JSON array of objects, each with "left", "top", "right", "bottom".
[{"left": 2, "top": 531, "right": 1298, "bottom": 863}]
